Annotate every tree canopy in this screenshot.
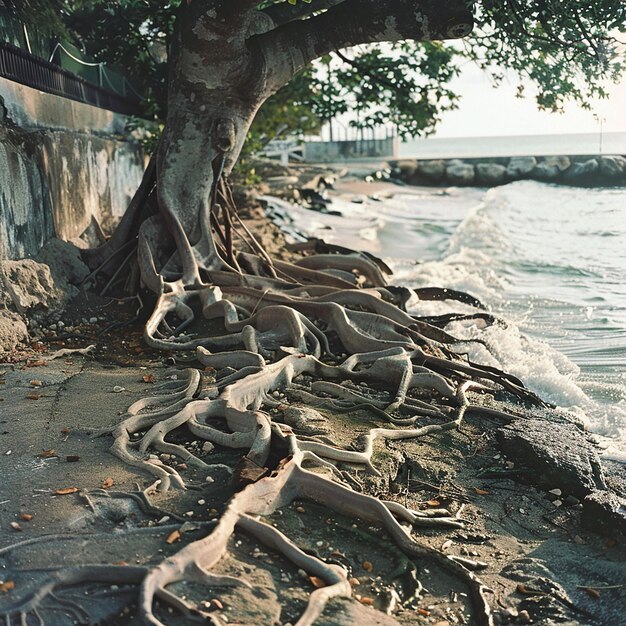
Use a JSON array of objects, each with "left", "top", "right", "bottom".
[{"left": 44, "top": 0, "right": 626, "bottom": 142}]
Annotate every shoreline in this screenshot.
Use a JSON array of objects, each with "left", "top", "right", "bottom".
[{"left": 1, "top": 167, "right": 625, "bottom": 625}]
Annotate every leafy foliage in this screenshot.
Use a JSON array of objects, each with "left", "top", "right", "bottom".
[
  {"left": 329, "top": 43, "right": 461, "bottom": 139},
  {"left": 468, "top": 0, "right": 626, "bottom": 111},
  {"left": 2, "top": 0, "right": 70, "bottom": 38},
  {"left": 61, "top": 0, "right": 180, "bottom": 119},
  {"left": 27, "top": 0, "right": 625, "bottom": 143}
]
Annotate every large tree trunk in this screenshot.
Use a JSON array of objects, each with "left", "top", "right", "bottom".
[
  {"left": 160, "top": 0, "right": 472, "bottom": 239},
  {"left": 85, "top": 0, "right": 473, "bottom": 275}
]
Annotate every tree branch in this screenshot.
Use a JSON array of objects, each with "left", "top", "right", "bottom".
[
  {"left": 334, "top": 49, "right": 398, "bottom": 91},
  {"left": 231, "top": 0, "right": 264, "bottom": 10},
  {"left": 263, "top": 0, "right": 346, "bottom": 27},
  {"left": 251, "top": 0, "right": 474, "bottom": 93}
]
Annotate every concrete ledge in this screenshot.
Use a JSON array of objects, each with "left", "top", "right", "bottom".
[{"left": 0, "top": 76, "right": 129, "bottom": 134}]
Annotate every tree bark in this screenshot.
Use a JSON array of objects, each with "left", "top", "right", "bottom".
[{"left": 154, "top": 0, "right": 472, "bottom": 249}]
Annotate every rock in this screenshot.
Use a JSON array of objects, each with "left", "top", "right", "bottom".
[
  {"left": 282, "top": 406, "right": 329, "bottom": 435},
  {"left": 389, "top": 159, "right": 418, "bottom": 180},
  {"left": 446, "top": 162, "right": 475, "bottom": 185},
  {"left": 496, "top": 418, "right": 606, "bottom": 499},
  {"left": 0, "top": 309, "right": 28, "bottom": 352},
  {"left": 475, "top": 162, "right": 507, "bottom": 185},
  {"left": 317, "top": 598, "right": 401, "bottom": 625},
  {"left": 414, "top": 159, "right": 446, "bottom": 184},
  {"left": 507, "top": 156, "right": 537, "bottom": 178},
  {"left": 0, "top": 259, "right": 65, "bottom": 314},
  {"left": 0, "top": 239, "right": 88, "bottom": 352},
  {"left": 598, "top": 155, "right": 626, "bottom": 178},
  {"left": 532, "top": 156, "right": 571, "bottom": 180},
  {"left": 562, "top": 158, "right": 599, "bottom": 183},
  {"left": 35, "top": 238, "right": 89, "bottom": 287},
  {"left": 582, "top": 490, "right": 626, "bottom": 535}
]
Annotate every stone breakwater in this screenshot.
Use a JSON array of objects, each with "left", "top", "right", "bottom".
[{"left": 390, "top": 154, "right": 626, "bottom": 187}]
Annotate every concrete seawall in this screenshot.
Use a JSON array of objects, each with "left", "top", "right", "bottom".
[
  {"left": 0, "top": 76, "right": 145, "bottom": 260},
  {"left": 390, "top": 154, "right": 626, "bottom": 188}
]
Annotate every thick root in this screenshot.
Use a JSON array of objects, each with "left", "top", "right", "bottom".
[{"left": 7, "top": 189, "right": 554, "bottom": 626}]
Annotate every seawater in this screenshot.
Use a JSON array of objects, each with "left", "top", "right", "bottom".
[
  {"left": 399, "top": 131, "right": 626, "bottom": 159},
  {"left": 268, "top": 180, "right": 626, "bottom": 461}
]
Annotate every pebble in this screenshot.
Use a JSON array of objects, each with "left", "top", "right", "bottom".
[
  {"left": 548, "top": 488, "right": 562, "bottom": 496},
  {"left": 185, "top": 511, "right": 194, "bottom": 517},
  {"left": 296, "top": 506, "right": 305, "bottom": 514},
  {"left": 553, "top": 500, "right": 562, "bottom": 508},
  {"left": 113, "top": 386, "right": 125, "bottom": 393},
  {"left": 202, "top": 442, "right": 215, "bottom": 454},
  {"left": 205, "top": 476, "right": 215, "bottom": 484},
  {"left": 517, "top": 609, "right": 531, "bottom": 623},
  {"left": 89, "top": 317, "right": 98, "bottom": 324},
  {"left": 198, "top": 499, "right": 206, "bottom": 505}
]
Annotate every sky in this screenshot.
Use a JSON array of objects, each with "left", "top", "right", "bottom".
[{"left": 434, "top": 62, "right": 626, "bottom": 138}]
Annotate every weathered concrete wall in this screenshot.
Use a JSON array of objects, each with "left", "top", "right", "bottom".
[
  {"left": 0, "top": 76, "right": 128, "bottom": 134},
  {"left": 0, "top": 76, "right": 146, "bottom": 260},
  {"left": 304, "top": 137, "right": 397, "bottom": 162}
]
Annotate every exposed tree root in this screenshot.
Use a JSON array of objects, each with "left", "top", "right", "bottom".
[{"left": 2, "top": 177, "right": 555, "bottom": 626}]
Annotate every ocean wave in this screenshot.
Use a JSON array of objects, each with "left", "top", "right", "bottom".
[{"left": 266, "top": 180, "right": 626, "bottom": 459}]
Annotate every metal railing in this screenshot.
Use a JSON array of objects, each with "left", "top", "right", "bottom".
[{"left": 0, "top": 41, "right": 142, "bottom": 116}]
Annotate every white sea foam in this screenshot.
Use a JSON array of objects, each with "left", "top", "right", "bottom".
[
  {"left": 402, "top": 184, "right": 626, "bottom": 460},
  {"left": 267, "top": 180, "right": 626, "bottom": 458}
]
